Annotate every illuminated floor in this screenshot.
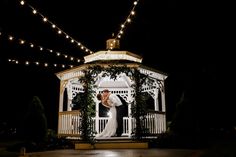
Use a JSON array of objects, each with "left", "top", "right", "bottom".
[{"left": 27, "top": 148, "right": 203, "bottom": 157}]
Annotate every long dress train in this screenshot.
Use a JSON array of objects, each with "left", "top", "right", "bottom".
[{"left": 95, "top": 105, "right": 117, "bottom": 138}]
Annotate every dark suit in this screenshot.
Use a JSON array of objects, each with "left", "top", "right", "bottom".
[{"left": 115, "top": 104, "right": 126, "bottom": 136}]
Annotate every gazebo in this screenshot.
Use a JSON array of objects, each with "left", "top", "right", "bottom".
[{"left": 55, "top": 48, "right": 168, "bottom": 138}]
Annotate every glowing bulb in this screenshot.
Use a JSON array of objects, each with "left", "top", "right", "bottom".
[
  {"left": 66, "top": 35, "right": 69, "bottom": 38},
  {"left": 8, "top": 59, "right": 11, "bottom": 62},
  {"left": 57, "top": 52, "right": 60, "bottom": 56},
  {"left": 70, "top": 65, "right": 73, "bottom": 68},
  {"left": 77, "top": 59, "right": 80, "bottom": 62},
  {"left": 50, "top": 49, "right": 53, "bottom": 53},
  {"left": 121, "top": 24, "right": 125, "bottom": 28},
  {"left": 77, "top": 42, "right": 81, "bottom": 46},
  {"left": 20, "top": 40, "right": 25, "bottom": 44},
  {"left": 62, "top": 65, "right": 65, "bottom": 68},
  {"left": 20, "top": 1, "right": 25, "bottom": 5},
  {"left": 127, "top": 18, "right": 131, "bottom": 22},
  {"left": 120, "top": 30, "right": 123, "bottom": 34},
  {"left": 16, "top": 61, "right": 19, "bottom": 64},
  {"left": 33, "top": 10, "right": 37, "bottom": 14},
  {"left": 134, "top": 1, "right": 138, "bottom": 5},
  {"left": 71, "top": 39, "right": 74, "bottom": 43},
  {"left": 44, "top": 63, "right": 48, "bottom": 67},
  {"left": 43, "top": 17, "right": 47, "bottom": 22},
  {"left": 54, "top": 64, "right": 57, "bottom": 67},
  {"left": 70, "top": 57, "right": 74, "bottom": 60},
  {"left": 9, "top": 36, "right": 13, "bottom": 40},
  {"left": 81, "top": 46, "right": 84, "bottom": 49},
  {"left": 131, "top": 11, "right": 135, "bottom": 15},
  {"left": 64, "top": 55, "right": 68, "bottom": 58},
  {"left": 118, "top": 35, "right": 121, "bottom": 38},
  {"left": 36, "top": 62, "right": 39, "bottom": 65},
  {"left": 58, "top": 30, "right": 62, "bottom": 34},
  {"left": 25, "top": 61, "right": 29, "bottom": 65},
  {"left": 30, "top": 44, "right": 34, "bottom": 48},
  {"left": 40, "top": 47, "right": 43, "bottom": 51},
  {"left": 52, "top": 24, "right": 56, "bottom": 28}
]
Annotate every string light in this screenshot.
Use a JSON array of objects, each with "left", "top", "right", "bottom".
[
  {"left": 0, "top": 31, "right": 82, "bottom": 63},
  {"left": 17, "top": 1, "right": 141, "bottom": 55},
  {"left": 9, "top": 36, "right": 14, "bottom": 40},
  {"left": 111, "top": 0, "right": 140, "bottom": 47},
  {"left": 20, "top": 0, "right": 25, "bottom": 5},
  {"left": 8, "top": 58, "right": 75, "bottom": 69},
  {"left": 20, "top": 40, "right": 25, "bottom": 44},
  {"left": 19, "top": 0, "right": 94, "bottom": 54},
  {"left": 32, "top": 9, "right": 37, "bottom": 14}
]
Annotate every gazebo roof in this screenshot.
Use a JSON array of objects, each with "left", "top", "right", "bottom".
[
  {"left": 84, "top": 50, "right": 143, "bottom": 63},
  {"left": 55, "top": 50, "right": 168, "bottom": 81}
]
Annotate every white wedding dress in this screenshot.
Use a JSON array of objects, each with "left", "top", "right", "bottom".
[{"left": 95, "top": 103, "right": 117, "bottom": 138}]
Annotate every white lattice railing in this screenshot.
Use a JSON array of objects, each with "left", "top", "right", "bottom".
[{"left": 58, "top": 110, "right": 166, "bottom": 137}]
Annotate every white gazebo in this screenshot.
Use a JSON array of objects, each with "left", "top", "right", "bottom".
[{"left": 55, "top": 50, "right": 168, "bottom": 138}]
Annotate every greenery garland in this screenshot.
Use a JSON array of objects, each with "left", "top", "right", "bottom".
[{"left": 74, "top": 64, "right": 153, "bottom": 143}]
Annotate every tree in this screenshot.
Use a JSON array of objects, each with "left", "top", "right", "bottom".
[{"left": 23, "top": 96, "right": 48, "bottom": 143}]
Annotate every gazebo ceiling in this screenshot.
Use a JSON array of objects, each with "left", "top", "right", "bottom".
[
  {"left": 96, "top": 75, "right": 132, "bottom": 88},
  {"left": 98, "top": 81, "right": 129, "bottom": 88}
]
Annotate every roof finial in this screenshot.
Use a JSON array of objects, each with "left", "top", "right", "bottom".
[
  {"left": 106, "top": 34, "right": 120, "bottom": 50},
  {"left": 106, "top": 38, "right": 120, "bottom": 50}
]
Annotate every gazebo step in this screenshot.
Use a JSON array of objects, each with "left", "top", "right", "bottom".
[
  {"left": 75, "top": 139, "right": 148, "bottom": 149},
  {"left": 95, "top": 136, "right": 131, "bottom": 142}
]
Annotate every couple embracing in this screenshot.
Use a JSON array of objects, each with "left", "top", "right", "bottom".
[{"left": 96, "top": 89, "right": 126, "bottom": 138}]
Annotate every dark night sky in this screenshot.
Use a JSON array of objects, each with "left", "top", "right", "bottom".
[{"left": 0, "top": 0, "right": 234, "bottom": 130}]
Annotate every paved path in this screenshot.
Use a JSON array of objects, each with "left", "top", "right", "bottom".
[{"left": 26, "top": 148, "right": 203, "bottom": 157}]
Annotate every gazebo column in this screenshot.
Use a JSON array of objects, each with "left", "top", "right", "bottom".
[
  {"left": 58, "top": 80, "right": 67, "bottom": 135},
  {"left": 154, "top": 88, "right": 159, "bottom": 133},
  {"left": 95, "top": 91, "right": 99, "bottom": 134},
  {"left": 66, "top": 83, "right": 72, "bottom": 111},
  {"left": 161, "top": 82, "right": 166, "bottom": 131},
  {"left": 127, "top": 88, "right": 132, "bottom": 137},
  {"left": 59, "top": 81, "right": 67, "bottom": 112},
  {"left": 154, "top": 88, "right": 159, "bottom": 111},
  {"left": 161, "top": 88, "right": 166, "bottom": 112}
]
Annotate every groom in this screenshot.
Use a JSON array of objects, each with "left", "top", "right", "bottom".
[{"left": 102, "top": 89, "right": 126, "bottom": 137}]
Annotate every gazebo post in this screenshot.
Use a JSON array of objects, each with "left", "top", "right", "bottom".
[
  {"left": 161, "top": 83, "right": 166, "bottom": 131},
  {"left": 59, "top": 81, "right": 66, "bottom": 112},
  {"left": 58, "top": 81, "right": 66, "bottom": 136},
  {"left": 127, "top": 88, "right": 132, "bottom": 137},
  {"left": 95, "top": 91, "right": 100, "bottom": 135},
  {"left": 154, "top": 88, "right": 159, "bottom": 111},
  {"left": 154, "top": 88, "right": 159, "bottom": 133},
  {"left": 66, "top": 84, "right": 72, "bottom": 111}
]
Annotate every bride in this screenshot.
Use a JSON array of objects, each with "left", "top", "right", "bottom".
[{"left": 95, "top": 92, "right": 117, "bottom": 138}]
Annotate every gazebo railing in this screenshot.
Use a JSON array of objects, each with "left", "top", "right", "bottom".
[{"left": 58, "top": 110, "right": 166, "bottom": 137}]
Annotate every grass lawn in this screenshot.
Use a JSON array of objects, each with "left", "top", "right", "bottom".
[{"left": 0, "top": 139, "right": 23, "bottom": 157}]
